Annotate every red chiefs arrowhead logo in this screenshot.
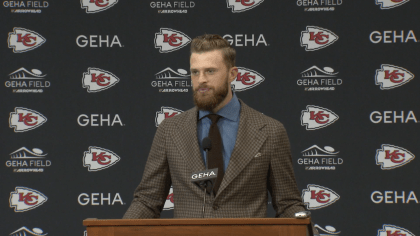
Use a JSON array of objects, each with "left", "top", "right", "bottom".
[
  {"left": 83, "top": 146, "right": 121, "bottom": 171},
  {"left": 232, "top": 67, "right": 265, "bottom": 92},
  {"left": 301, "top": 105, "right": 339, "bottom": 130},
  {"left": 8, "top": 28, "right": 46, "bottom": 53},
  {"left": 375, "top": 64, "right": 414, "bottom": 90},
  {"left": 155, "top": 28, "right": 191, "bottom": 53},
  {"left": 9, "top": 107, "right": 47, "bottom": 133},
  {"left": 376, "top": 0, "right": 410, "bottom": 9},
  {"left": 9, "top": 187, "right": 48, "bottom": 212},
  {"left": 378, "top": 225, "right": 415, "bottom": 236},
  {"left": 81, "top": 0, "right": 119, "bottom": 13},
  {"left": 376, "top": 144, "right": 415, "bottom": 170},
  {"left": 302, "top": 184, "right": 340, "bottom": 210},
  {"left": 163, "top": 186, "right": 174, "bottom": 210},
  {"left": 82, "top": 68, "right": 120, "bottom": 92},
  {"left": 226, "top": 0, "right": 264, "bottom": 13},
  {"left": 155, "top": 107, "right": 184, "bottom": 127},
  {"left": 301, "top": 26, "right": 338, "bottom": 51}
]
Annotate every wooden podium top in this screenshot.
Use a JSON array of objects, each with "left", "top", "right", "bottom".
[{"left": 83, "top": 218, "right": 311, "bottom": 226}]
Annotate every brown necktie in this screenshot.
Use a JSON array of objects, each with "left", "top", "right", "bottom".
[{"left": 206, "top": 114, "right": 224, "bottom": 194}]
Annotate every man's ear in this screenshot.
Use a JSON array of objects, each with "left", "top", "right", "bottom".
[{"left": 229, "top": 67, "right": 238, "bottom": 83}]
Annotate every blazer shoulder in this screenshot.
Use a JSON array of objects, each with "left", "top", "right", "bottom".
[
  {"left": 159, "top": 106, "right": 197, "bottom": 128},
  {"left": 241, "top": 101, "right": 285, "bottom": 130}
]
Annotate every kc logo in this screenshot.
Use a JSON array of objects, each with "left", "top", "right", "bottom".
[
  {"left": 155, "top": 28, "right": 191, "bottom": 53},
  {"left": 376, "top": 0, "right": 410, "bottom": 9},
  {"left": 376, "top": 144, "right": 415, "bottom": 170},
  {"left": 301, "top": 26, "right": 338, "bottom": 51},
  {"left": 163, "top": 186, "right": 174, "bottom": 210},
  {"left": 301, "top": 105, "right": 339, "bottom": 130},
  {"left": 375, "top": 64, "right": 414, "bottom": 90},
  {"left": 81, "top": 0, "right": 119, "bottom": 13},
  {"left": 9, "top": 187, "right": 48, "bottom": 212},
  {"left": 155, "top": 107, "right": 184, "bottom": 127},
  {"left": 377, "top": 225, "right": 415, "bottom": 236},
  {"left": 83, "top": 68, "right": 120, "bottom": 92},
  {"left": 8, "top": 28, "right": 46, "bottom": 53},
  {"left": 302, "top": 184, "right": 340, "bottom": 210},
  {"left": 83, "top": 146, "right": 121, "bottom": 171},
  {"left": 9, "top": 107, "right": 47, "bottom": 132},
  {"left": 231, "top": 67, "right": 265, "bottom": 91},
  {"left": 226, "top": 0, "right": 264, "bottom": 12}
]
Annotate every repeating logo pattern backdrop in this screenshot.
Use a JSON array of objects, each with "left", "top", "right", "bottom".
[{"left": 1, "top": 1, "right": 419, "bottom": 235}]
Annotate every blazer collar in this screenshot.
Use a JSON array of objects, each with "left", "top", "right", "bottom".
[{"left": 216, "top": 99, "right": 268, "bottom": 198}]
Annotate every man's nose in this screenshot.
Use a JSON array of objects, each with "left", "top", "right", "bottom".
[{"left": 197, "top": 72, "right": 208, "bottom": 84}]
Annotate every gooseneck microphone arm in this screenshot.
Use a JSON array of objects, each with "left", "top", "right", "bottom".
[{"left": 201, "top": 137, "right": 212, "bottom": 218}]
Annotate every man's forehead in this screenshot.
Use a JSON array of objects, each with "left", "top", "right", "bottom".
[{"left": 190, "top": 50, "right": 225, "bottom": 68}]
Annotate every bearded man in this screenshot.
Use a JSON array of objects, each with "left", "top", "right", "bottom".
[{"left": 124, "top": 35, "right": 313, "bottom": 231}]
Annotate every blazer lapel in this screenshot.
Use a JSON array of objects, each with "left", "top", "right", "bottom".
[
  {"left": 216, "top": 101, "right": 267, "bottom": 197},
  {"left": 170, "top": 107, "right": 206, "bottom": 173}
]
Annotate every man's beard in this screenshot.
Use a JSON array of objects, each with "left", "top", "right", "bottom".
[{"left": 193, "top": 79, "right": 229, "bottom": 111}]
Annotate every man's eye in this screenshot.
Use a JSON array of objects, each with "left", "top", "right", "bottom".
[
  {"left": 207, "top": 70, "right": 215, "bottom": 74},
  {"left": 191, "top": 71, "right": 199, "bottom": 75}
]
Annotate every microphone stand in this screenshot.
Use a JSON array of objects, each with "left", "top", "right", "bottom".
[{"left": 202, "top": 148, "right": 209, "bottom": 218}]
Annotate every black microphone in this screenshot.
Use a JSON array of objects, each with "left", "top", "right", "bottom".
[{"left": 202, "top": 137, "right": 212, "bottom": 169}]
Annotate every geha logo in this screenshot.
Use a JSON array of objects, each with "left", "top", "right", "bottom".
[
  {"left": 77, "top": 114, "right": 124, "bottom": 126},
  {"left": 83, "top": 146, "right": 121, "bottom": 171},
  {"left": 370, "top": 30, "right": 418, "bottom": 43},
  {"left": 376, "top": 144, "right": 415, "bottom": 170},
  {"left": 9, "top": 107, "right": 47, "bottom": 132},
  {"left": 163, "top": 186, "right": 174, "bottom": 210},
  {"left": 377, "top": 225, "right": 414, "bottom": 236},
  {"left": 83, "top": 68, "right": 120, "bottom": 92},
  {"left": 371, "top": 191, "right": 418, "bottom": 204},
  {"left": 370, "top": 111, "right": 418, "bottom": 123},
  {"left": 302, "top": 184, "right": 340, "bottom": 210},
  {"left": 375, "top": 64, "right": 414, "bottom": 90},
  {"left": 150, "top": 1, "right": 195, "bottom": 14},
  {"left": 298, "top": 66, "right": 342, "bottom": 91},
  {"left": 297, "top": 0, "right": 343, "bottom": 12},
  {"left": 226, "top": 0, "right": 264, "bottom": 13},
  {"left": 314, "top": 224, "right": 341, "bottom": 235},
  {"left": 232, "top": 67, "right": 265, "bottom": 92},
  {"left": 298, "top": 145, "right": 343, "bottom": 170},
  {"left": 155, "top": 28, "right": 191, "bottom": 53},
  {"left": 301, "top": 105, "right": 339, "bottom": 130},
  {"left": 10, "top": 227, "right": 47, "bottom": 236},
  {"left": 6, "top": 67, "right": 50, "bottom": 93},
  {"left": 6, "top": 147, "right": 51, "bottom": 173},
  {"left": 76, "top": 35, "right": 122, "bottom": 47},
  {"left": 376, "top": 0, "right": 410, "bottom": 9},
  {"left": 223, "top": 34, "right": 268, "bottom": 46},
  {"left": 156, "top": 107, "right": 183, "bottom": 127},
  {"left": 81, "top": 0, "right": 119, "bottom": 13},
  {"left": 3, "top": 1, "right": 49, "bottom": 14},
  {"left": 9, "top": 187, "right": 48, "bottom": 212},
  {"left": 8, "top": 27, "right": 46, "bottom": 53},
  {"left": 152, "top": 67, "right": 191, "bottom": 92},
  {"left": 78, "top": 193, "right": 124, "bottom": 205},
  {"left": 301, "top": 26, "right": 338, "bottom": 51}
]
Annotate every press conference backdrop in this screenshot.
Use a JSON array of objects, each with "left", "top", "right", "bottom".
[{"left": 1, "top": 0, "right": 419, "bottom": 235}]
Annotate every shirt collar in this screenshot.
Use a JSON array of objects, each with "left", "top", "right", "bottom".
[{"left": 198, "top": 93, "right": 241, "bottom": 122}]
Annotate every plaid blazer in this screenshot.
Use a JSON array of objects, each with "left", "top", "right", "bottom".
[{"left": 123, "top": 100, "right": 306, "bottom": 219}]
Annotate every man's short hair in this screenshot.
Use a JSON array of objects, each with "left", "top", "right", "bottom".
[{"left": 190, "top": 34, "right": 236, "bottom": 69}]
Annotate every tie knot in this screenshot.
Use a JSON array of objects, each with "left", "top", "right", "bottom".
[{"left": 206, "top": 114, "right": 222, "bottom": 124}]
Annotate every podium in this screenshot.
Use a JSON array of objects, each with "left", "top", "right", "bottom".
[{"left": 83, "top": 218, "right": 311, "bottom": 236}]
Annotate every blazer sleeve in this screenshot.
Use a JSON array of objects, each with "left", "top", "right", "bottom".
[
  {"left": 266, "top": 123, "right": 306, "bottom": 218},
  {"left": 123, "top": 119, "right": 172, "bottom": 219}
]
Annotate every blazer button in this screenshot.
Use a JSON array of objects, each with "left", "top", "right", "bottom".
[{"left": 213, "top": 205, "right": 219, "bottom": 210}]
